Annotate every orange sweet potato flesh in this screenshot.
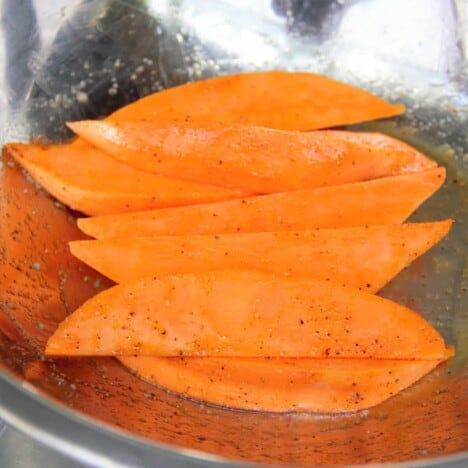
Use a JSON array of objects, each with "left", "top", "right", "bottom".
[
  {"left": 120, "top": 356, "right": 441, "bottom": 413},
  {"left": 69, "top": 221, "right": 452, "bottom": 290},
  {"left": 45, "top": 271, "right": 453, "bottom": 359},
  {"left": 77, "top": 168, "right": 446, "bottom": 239},
  {"left": 68, "top": 123, "right": 435, "bottom": 193},
  {"left": 3, "top": 142, "right": 244, "bottom": 216},
  {"left": 107, "top": 71, "right": 405, "bottom": 130}
]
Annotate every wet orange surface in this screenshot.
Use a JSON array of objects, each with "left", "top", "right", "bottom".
[{"left": 0, "top": 154, "right": 466, "bottom": 465}]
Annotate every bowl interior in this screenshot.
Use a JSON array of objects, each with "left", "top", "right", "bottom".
[{"left": 0, "top": 1, "right": 467, "bottom": 466}]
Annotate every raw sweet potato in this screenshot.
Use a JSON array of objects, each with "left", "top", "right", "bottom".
[
  {"left": 108, "top": 71, "right": 405, "bottom": 130},
  {"left": 120, "top": 356, "right": 442, "bottom": 413},
  {"left": 68, "top": 123, "right": 436, "bottom": 192},
  {"left": 77, "top": 168, "right": 446, "bottom": 239},
  {"left": 45, "top": 271, "right": 453, "bottom": 359},
  {"left": 69, "top": 221, "right": 452, "bottom": 290},
  {"left": 4, "top": 141, "right": 244, "bottom": 216}
]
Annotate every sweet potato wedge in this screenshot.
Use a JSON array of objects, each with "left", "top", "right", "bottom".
[
  {"left": 69, "top": 221, "right": 452, "bottom": 290},
  {"left": 68, "top": 123, "right": 436, "bottom": 192},
  {"left": 108, "top": 71, "right": 405, "bottom": 129},
  {"left": 77, "top": 168, "right": 446, "bottom": 239},
  {"left": 120, "top": 356, "right": 442, "bottom": 413},
  {"left": 45, "top": 271, "right": 453, "bottom": 359},
  {"left": 4, "top": 141, "right": 244, "bottom": 216}
]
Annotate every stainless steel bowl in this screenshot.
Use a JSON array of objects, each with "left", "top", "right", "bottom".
[{"left": 0, "top": 1, "right": 467, "bottom": 466}]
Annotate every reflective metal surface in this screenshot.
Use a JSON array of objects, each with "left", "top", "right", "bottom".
[
  {"left": 0, "top": 0, "right": 467, "bottom": 466},
  {"left": 0, "top": 424, "right": 85, "bottom": 468}
]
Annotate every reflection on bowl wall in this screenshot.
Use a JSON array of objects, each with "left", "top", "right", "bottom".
[{"left": 0, "top": 0, "right": 467, "bottom": 466}]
